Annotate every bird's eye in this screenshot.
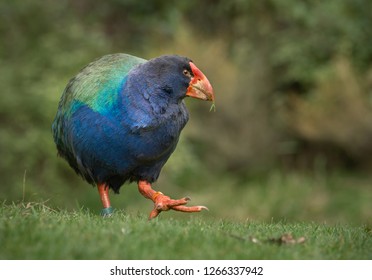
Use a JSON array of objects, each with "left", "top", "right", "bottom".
[{"left": 183, "top": 69, "right": 192, "bottom": 78}]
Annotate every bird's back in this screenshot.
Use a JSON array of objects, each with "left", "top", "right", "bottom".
[{"left": 54, "top": 54, "right": 146, "bottom": 118}]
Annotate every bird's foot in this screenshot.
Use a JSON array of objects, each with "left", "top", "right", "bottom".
[
  {"left": 149, "top": 191, "right": 208, "bottom": 219},
  {"left": 100, "top": 206, "right": 114, "bottom": 217},
  {"left": 138, "top": 180, "right": 208, "bottom": 219}
]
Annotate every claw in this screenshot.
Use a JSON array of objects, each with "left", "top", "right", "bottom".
[
  {"left": 154, "top": 196, "right": 189, "bottom": 210},
  {"left": 138, "top": 180, "right": 208, "bottom": 219},
  {"left": 172, "top": 205, "right": 209, "bottom": 212},
  {"left": 149, "top": 194, "right": 207, "bottom": 219},
  {"left": 148, "top": 205, "right": 208, "bottom": 220},
  {"left": 149, "top": 208, "right": 161, "bottom": 220}
]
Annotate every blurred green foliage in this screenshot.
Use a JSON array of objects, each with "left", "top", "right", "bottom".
[{"left": 1, "top": 0, "right": 372, "bottom": 222}]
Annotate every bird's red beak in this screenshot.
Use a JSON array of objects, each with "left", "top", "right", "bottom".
[{"left": 186, "top": 62, "right": 214, "bottom": 102}]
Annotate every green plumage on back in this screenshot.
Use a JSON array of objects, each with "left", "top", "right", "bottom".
[
  {"left": 52, "top": 53, "right": 147, "bottom": 163},
  {"left": 59, "top": 53, "right": 146, "bottom": 117}
]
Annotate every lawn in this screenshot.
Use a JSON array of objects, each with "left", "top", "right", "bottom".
[
  {"left": 1, "top": 202, "right": 371, "bottom": 260},
  {"left": 1, "top": 170, "right": 371, "bottom": 259}
]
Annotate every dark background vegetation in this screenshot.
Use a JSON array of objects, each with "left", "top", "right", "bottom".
[{"left": 1, "top": 0, "right": 371, "bottom": 224}]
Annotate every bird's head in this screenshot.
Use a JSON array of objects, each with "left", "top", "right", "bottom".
[{"left": 142, "top": 55, "right": 214, "bottom": 104}]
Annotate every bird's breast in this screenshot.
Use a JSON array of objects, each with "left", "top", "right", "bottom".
[
  {"left": 123, "top": 102, "right": 189, "bottom": 164},
  {"left": 131, "top": 120, "right": 182, "bottom": 163}
]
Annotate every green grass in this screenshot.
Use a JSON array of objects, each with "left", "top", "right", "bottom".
[
  {"left": 1, "top": 202, "right": 371, "bottom": 260},
  {"left": 2, "top": 170, "right": 372, "bottom": 259}
]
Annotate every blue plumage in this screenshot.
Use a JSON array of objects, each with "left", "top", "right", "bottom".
[{"left": 52, "top": 53, "right": 214, "bottom": 218}]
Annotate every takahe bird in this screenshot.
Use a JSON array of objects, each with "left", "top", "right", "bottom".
[{"left": 52, "top": 53, "right": 214, "bottom": 219}]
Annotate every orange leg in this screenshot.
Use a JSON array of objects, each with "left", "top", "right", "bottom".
[
  {"left": 138, "top": 180, "right": 208, "bottom": 219},
  {"left": 97, "top": 183, "right": 113, "bottom": 216}
]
